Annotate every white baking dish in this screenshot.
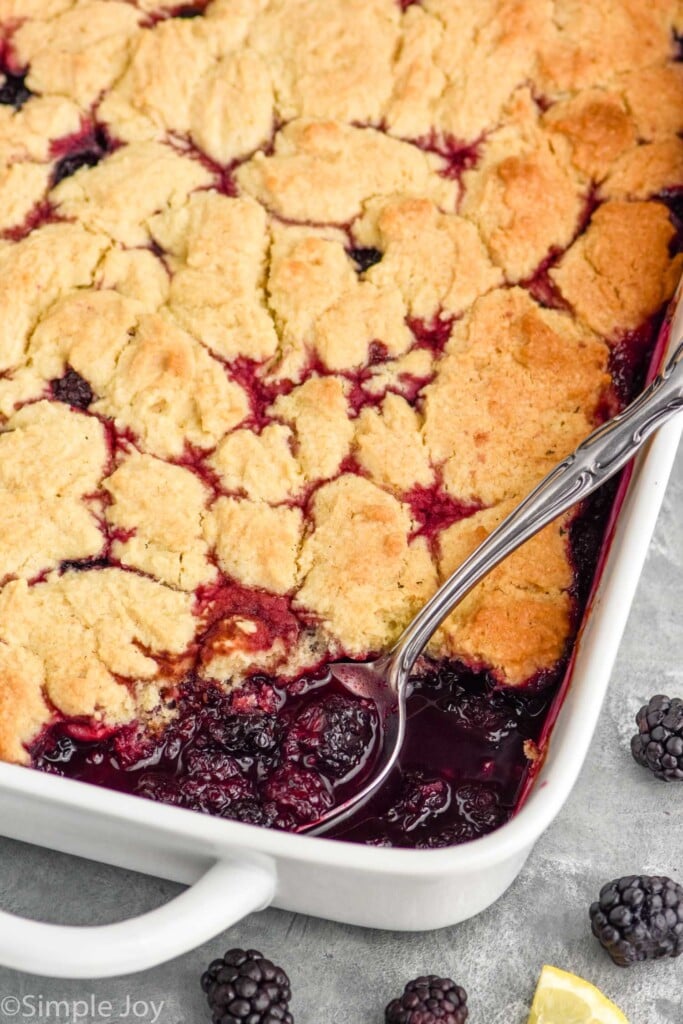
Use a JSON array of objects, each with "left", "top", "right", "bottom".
[{"left": 0, "top": 294, "right": 680, "bottom": 979}]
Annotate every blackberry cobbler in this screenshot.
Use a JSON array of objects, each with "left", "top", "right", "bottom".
[{"left": 0, "top": 0, "right": 682, "bottom": 848}]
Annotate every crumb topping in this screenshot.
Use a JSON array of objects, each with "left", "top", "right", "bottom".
[
  {"left": 435, "top": 504, "right": 574, "bottom": 683},
  {"left": 104, "top": 451, "right": 215, "bottom": 591},
  {"left": 551, "top": 201, "right": 683, "bottom": 336},
  {"left": 236, "top": 119, "right": 457, "bottom": 223},
  {"left": 423, "top": 288, "right": 611, "bottom": 504},
  {"left": 0, "top": 0, "right": 681, "bottom": 760},
  {"left": 296, "top": 474, "right": 438, "bottom": 654}
]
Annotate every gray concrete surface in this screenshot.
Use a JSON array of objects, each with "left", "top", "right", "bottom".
[{"left": 0, "top": 447, "right": 680, "bottom": 1024}]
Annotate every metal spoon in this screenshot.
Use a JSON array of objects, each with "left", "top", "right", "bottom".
[{"left": 297, "top": 335, "right": 683, "bottom": 837}]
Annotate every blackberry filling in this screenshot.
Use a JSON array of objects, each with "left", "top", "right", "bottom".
[
  {"left": 0, "top": 72, "right": 32, "bottom": 110},
  {"left": 31, "top": 664, "right": 549, "bottom": 846}
]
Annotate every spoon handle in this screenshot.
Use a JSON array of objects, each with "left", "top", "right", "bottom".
[{"left": 391, "top": 335, "right": 683, "bottom": 680}]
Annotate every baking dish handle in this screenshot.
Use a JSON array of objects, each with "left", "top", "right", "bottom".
[{"left": 0, "top": 857, "right": 276, "bottom": 978}]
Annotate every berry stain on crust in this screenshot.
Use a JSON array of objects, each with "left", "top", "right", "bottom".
[
  {"left": 408, "top": 314, "right": 454, "bottom": 355},
  {"left": 414, "top": 131, "right": 482, "bottom": 181},
  {"left": 226, "top": 357, "right": 293, "bottom": 429},
  {"left": 406, "top": 483, "right": 482, "bottom": 546},
  {"left": 2, "top": 200, "right": 58, "bottom": 243},
  {"left": 520, "top": 249, "right": 570, "bottom": 311}
]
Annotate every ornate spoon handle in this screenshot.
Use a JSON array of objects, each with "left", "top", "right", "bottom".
[{"left": 390, "top": 337, "right": 683, "bottom": 681}]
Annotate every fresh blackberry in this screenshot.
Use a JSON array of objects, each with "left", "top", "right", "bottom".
[
  {"left": 385, "top": 975, "right": 468, "bottom": 1024},
  {"left": 201, "top": 948, "right": 293, "bottom": 1024},
  {"left": 631, "top": 695, "right": 683, "bottom": 780},
  {"left": 590, "top": 875, "right": 683, "bottom": 967}
]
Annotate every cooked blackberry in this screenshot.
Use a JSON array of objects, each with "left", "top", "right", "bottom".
[
  {"left": 60, "top": 557, "right": 109, "bottom": 573},
  {"left": 263, "top": 765, "right": 333, "bottom": 824},
  {"left": 39, "top": 734, "right": 77, "bottom": 766},
  {"left": 284, "top": 694, "right": 376, "bottom": 778},
  {"left": 226, "top": 800, "right": 272, "bottom": 827},
  {"left": 386, "top": 770, "right": 452, "bottom": 832},
  {"left": 51, "top": 125, "right": 111, "bottom": 186},
  {"left": 209, "top": 712, "right": 282, "bottom": 759},
  {"left": 0, "top": 72, "right": 32, "bottom": 109},
  {"left": 590, "top": 875, "right": 683, "bottom": 967},
  {"left": 53, "top": 149, "right": 103, "bottom": 186},
  {"left": 439, "top": 690, "right": 518, "bottom": 744},
  {"left": 135, "top": 774, "right": 184, "bottom": 807},
  {"left": 50, "top": 367, "right": 94, "bottom": 408},
  {"left": 631, "top": 695, "right": 683, "bottom": 780},
  {"left": 201, "top": 948, "right": 293, "bottom": 1024},
  {"left": 349, "top": 246, "right": 382, "bottom": 272},
  {"left": 385, "top": 975, "right": 468, "bottom": 1024}
]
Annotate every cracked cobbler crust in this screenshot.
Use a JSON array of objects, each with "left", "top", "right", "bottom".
[{"left": 0, "top": 0, "right": 682, "bottom": 766}]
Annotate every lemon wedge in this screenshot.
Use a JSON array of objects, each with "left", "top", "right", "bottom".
[{"left": 528, "top": 965, "right": 629, "bottom": 1024}]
